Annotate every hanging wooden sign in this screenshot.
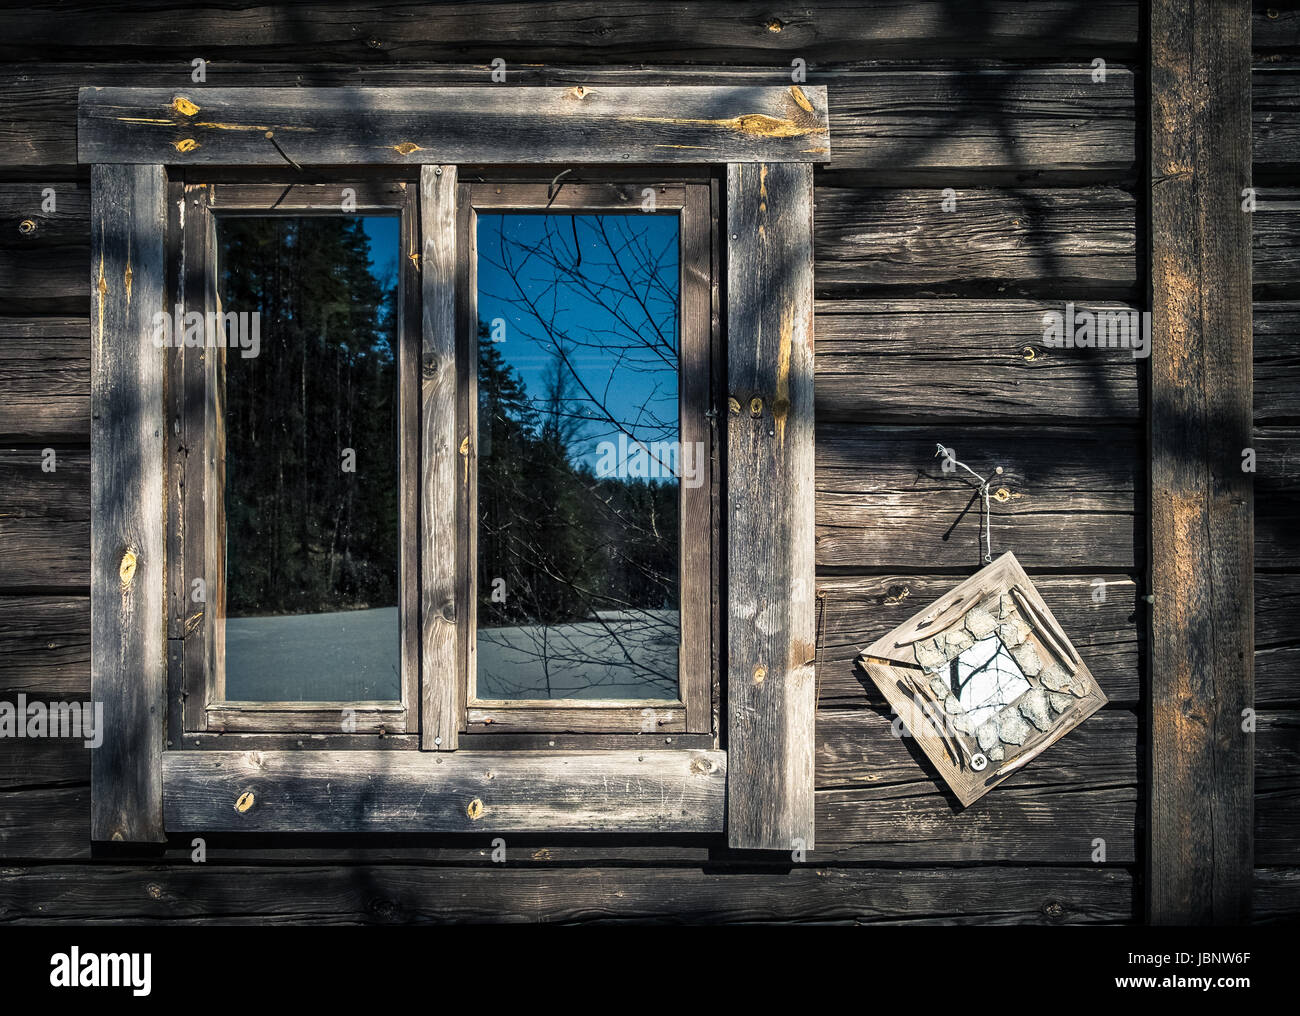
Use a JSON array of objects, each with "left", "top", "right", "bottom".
[{"left": 858, "top": 552, "right": 1106, "bottom": 806}]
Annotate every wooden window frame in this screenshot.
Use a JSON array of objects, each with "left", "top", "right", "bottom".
[
  {"left": 447, "top": 181, "right": 715, "bottom": 739},
  {"left": 173, "top": 180, "right": 421, "bottom": 738},
  {"left": 82, "top": 85, "right": 826, "bottom": 849}
]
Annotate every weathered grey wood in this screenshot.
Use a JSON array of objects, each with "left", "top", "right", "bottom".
[
  {"left": 0, "top": 787, "right": 90, "bottom": 859},
  {"left": 0, "top": 3, "right": 1142, "bottom": 63},
  {"left": 1254, "top": 868, "right": 1300, "bottom": 925},
  {"left": 814, "top": 187, "right": 1137, "bottom": 294},
  {"left": 89, "top": 162, "right": 167, "bottom": 843},
  {"left": 1255, "top": 189, "right": 1300, "bottom": 296},
  {"left": 78, "top": 85, "right": 830, "bottom": 166},
  {"left": 1257, "top": 574, "right": 1300, "bottom": 706},
  {"left": 0, "top": 453, "right": 90, "bottom": 592},
  {"left": 420, "top": 165, "right": 458, "bottom": 750},
  {"left": 815, "top": 300, "right": 1142, "bottom": 421},
  {"left": 1255, "top": 303, "right": 1300, "bottom": 420},
  {"left": 726, "top": 162, "right": 816, "bottom": 851},
  {"left": 162, "top": 749, "right": 726, "bottom": 833},
  {"left": 0, "top": 319, "right": 89, "bottom": 440},
  {"left": 1149, "top": 0, "right": 1254, "bottom": 924},
  {"left": 0, "top": 595, "right": 89, "bottom": 699},
  {"left": 6, "top": 65, "right": 1137, "bottom": 172},
  {"left": 816, "top": 573, "right": 1141, "bottom": 706},
  {"left": 1255, "top": 427, "right": 1300, "bottom": 569},
  {"left": 0, "top": 862, "right": 1135, "bottom": 924},
  {"left": 1256, "top": 711, "right": 1300, "bottom": 865},
  {"left": 1254, "top": 66, "right": 1300, "bottom": 168},
  {"left": 816, "top": 425, "right": 1140, "bottom": 570}
]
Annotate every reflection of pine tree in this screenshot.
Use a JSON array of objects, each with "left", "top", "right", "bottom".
[
  {"left": 221, "top": 217, "right": 398, "bottom": 617},
  {"left": 476, "top": 321, "right": 679, "bottom": 631}
]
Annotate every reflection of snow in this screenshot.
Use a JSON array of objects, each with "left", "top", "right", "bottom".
[
  {"left": 949, "top": 634, "right": 1031, "bottom": 726},
  {"left": 478, "top": 608, "right": 680, "bottom": 700}
]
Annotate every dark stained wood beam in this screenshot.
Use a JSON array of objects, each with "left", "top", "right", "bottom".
[{"left": 1149, "top": 0, "right": 1254, "bottom": 923}]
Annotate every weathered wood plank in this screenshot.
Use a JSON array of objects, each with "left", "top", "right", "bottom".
[
  {"left": 420, "top": 165, "right": 458, "bottom": 751},
  {"left": 0, "top": 595, "right": 88, "bottom": 700},
  {"left": 0, "top": 863, "right": 1136, "bottom": 924},
  {"left": 1253, "top": 868, "right": 1300, "bottom": 925},
  {"left": 1255, "top": 303, "right": 1300, "bottom": 420},
  {"left": 0, "top": 447, "right": 88, "bottom": 589},
  {"left": 726, "top": 162, "right": 816, "bottom": 851},
  {"left": 0, "top": 4, "right": 1142, "bottom": 63},
  {"left": 162, "top": 749, "right": 726, "bottom": 834},
  {"left": 78, "top": 85, "right": 830, "bottom": 166},
  {"left": 0, "top": 785, "right": 89, "bottom": 859},
  {"left": 1149, "top": 0, "right": 1254, "bottom": 924},
  {"left": 815, "top": 300, "right": 1142, "bottom": 421},
  {"left": 5, "top": 64, "right": 1137, "bottom": 172},
  {"left": 1255, "top": 190, "right": 1300, "bottom": 297},
  {"left": 814, "top": 573, "right": 1140, "bottom": 705},
  {"left": 1254, "top": 65, "right": 1300, "bottom": 167},
  {"left": 815, "top": 707, "right": 1137, "bottom": 862},
  {"left": 1257, "top": 574, "right": 1300, "bottom": 705},
  {"left": 0, "top": 319, "right": 89, "bottom": 439},
  {"left": 89, "top": 163, "right": 167, "bottom": 843},
  {"left": 816, "top": 425, "right": 1140, "bottom": 570},
  {"left": 1256, "top": 711, "right": 1300, "bottom": 865},
  {"left": 814, "top": 187, "right": 1137, "bottom": 294},
  {"left": 1255, "top": 428, "right": 1300, "bottom": 569}
]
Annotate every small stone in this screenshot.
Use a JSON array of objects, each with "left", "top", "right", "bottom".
[
  {"left": 915, "top": 638, "right": 945, "bottom": 672},
  {"left": 1019, "top": 688, "right": 1053, "bottom": 731},
  {"left": 996, "top": 706, "right": 1033, "bottom": 746},
  {"left": 998, "top": 593, "right": 1014, "bottom": 619},
  {"left": 944, "top": 694, "right": 964, "bottom": 714},
  {"left": 950, "top": 712, "right": 979, "bottom": 735},
  {"left": 976, "top": 720, "right": 999, "bottom": 753},
  {"left": 1048, "top": 692, "right": 1073, "bottom": 714},
  {"left": 998, "top": 620, "right": 1026, "bottom": 648},
  {"left": 988, "top": 744, "right": 1005, "bottom": 762},
  {"left": 964, "top": 605, "right": 997, "bottom": 639},
  {"left": 943, "top": 628, "right": 973, "bottom": 657},
  {"left": 1010, "top": 642, "right": 1043, "bottom": 677},
  {"left": 929, "top": 675, "right": 950, "bottom": 699},
  {"left": 1039, "top": 664, "right": 1071, "bottom": 692},
  {"left": 1068, "top": 676, "right": 1091, "bottom": 698}
]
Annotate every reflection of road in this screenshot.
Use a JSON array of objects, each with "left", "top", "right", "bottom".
[
  {"left": 478, "top": 609, "right": 680, "bottom": 700},
  {"left": 225, "top": 606, "right": 400, "bottom": 702}
]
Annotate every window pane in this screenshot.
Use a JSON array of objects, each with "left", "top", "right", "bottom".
[
  {"left": 476, "top": 213, "right": 682, "bottom": 700},
  {"left": 218, "top": 215, "right": 402, "bottom": 702}
]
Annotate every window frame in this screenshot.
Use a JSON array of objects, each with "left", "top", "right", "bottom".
[
  {"left": 173, "top": 180, "right": 422, "bottom": 738},
  {"left": 82, "top": 84, "right": 825, "bottom": 849},
  {"left": 449, "top": 181, "right": 716, "bottom": 738}
]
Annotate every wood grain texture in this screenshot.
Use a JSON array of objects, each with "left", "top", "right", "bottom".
[
  {"left": 1256, "top": 711, "right": 1300, "bottom": 865},
  {"left": 816, "top": 425, "right": 1140, "bottom": 570},
  {"left": 0, "top": 447, "right": 88, "bottom": 590},
  {"left": 420, "top": 165, "right": 458, "bottom": 750},
  {"left": 813, "top": 187, "right": 1137, "bottom": 294},
  {"left": 1255, "top": 189, "right": 1300, "bottom": 297},
  {"left": 1254, "top": 303, "right": 1300, "bottom": 420},
  {"left": 1257, "top": 574, "right": 1300, "bottom": 706},
  {"left": 0, "top": 862, "right": 1135, "bottom": 925},
  {"left": 1149, "top": 0, "right": 1254, "bottom": 924},
  {"left": 78, "top": 85, "right": 830, "bottom": 166},
  {"left": 1255, "top": 427, "right": 1300, "bottom": 569},
  {"left": 815, "top": 299, "right": 1142, "bottom": 421},
  {"left": 1254, "top": 65, "right": 1300, "bottom": 168},
  {"left": 162, "top": 749, "right": 726, "bottom": 833},
  {"left": 726, "top": 162, "right": 816, "bottom": 850},
  {"left": 0, "top": 2, "right": 1141, "bottom": 63},
  {"left": 89, "top": 162, "right": 167, "bottom": 843},
  {"left": 4, "top": 64, "right": 1137, "bottom": 172}
]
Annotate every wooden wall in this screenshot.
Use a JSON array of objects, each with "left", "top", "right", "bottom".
[
  {"left": 1253, "top": 3, "right": 1300, "bottom": 925},
  {"left": 0, "top": 0, "right": 1275, "bottom": 923}
]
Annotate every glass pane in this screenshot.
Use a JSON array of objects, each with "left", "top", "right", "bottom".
[
  {"left": 218, "top": 215, "right": 402, "bottom": 702},
  {"left": 476, "top": 212, "right": 682, "bottom": 700}
]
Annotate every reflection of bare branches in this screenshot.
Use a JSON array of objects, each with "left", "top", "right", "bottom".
[{"left": 476, "top": 212, "right": 684, "bottom": 700}]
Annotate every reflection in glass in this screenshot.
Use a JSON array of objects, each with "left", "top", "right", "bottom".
[
  {"left": 947, "top": 634, "right": 1031, "bottom": 726},
  {"left": 475, "top": 213, "right": 681, "bottom": 700},
  {"left": 218, "top": 215, "right": 401, "bottom": 702}
]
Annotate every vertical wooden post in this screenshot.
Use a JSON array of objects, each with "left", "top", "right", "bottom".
[
  {"left": 1149, "top": 0, "right": 1253, "bottom": 922},
  {"left": 90, "top": 163, "right": 168, "bottom": 842},
  {"left": 420, "top": 164, "right": 459, "bottom": 750},
  {"left": 726, "top": 163, "right": 816, "bottom": 851}
]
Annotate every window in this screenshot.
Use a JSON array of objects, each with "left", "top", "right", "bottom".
[{"left": 83, "top": 84, "right": 826, "bottom": 847}]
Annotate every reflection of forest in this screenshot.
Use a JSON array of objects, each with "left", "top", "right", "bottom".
[
  {"left": 477, "top": 334, "right": 680, "bottom": 632},
  {"left": 220, "top": 216, "right": 400, "bottom": 621}
]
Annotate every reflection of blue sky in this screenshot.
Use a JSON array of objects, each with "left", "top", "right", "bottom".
[{"left": 477, "top": 214, "right": 680, "bottom": 473}]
